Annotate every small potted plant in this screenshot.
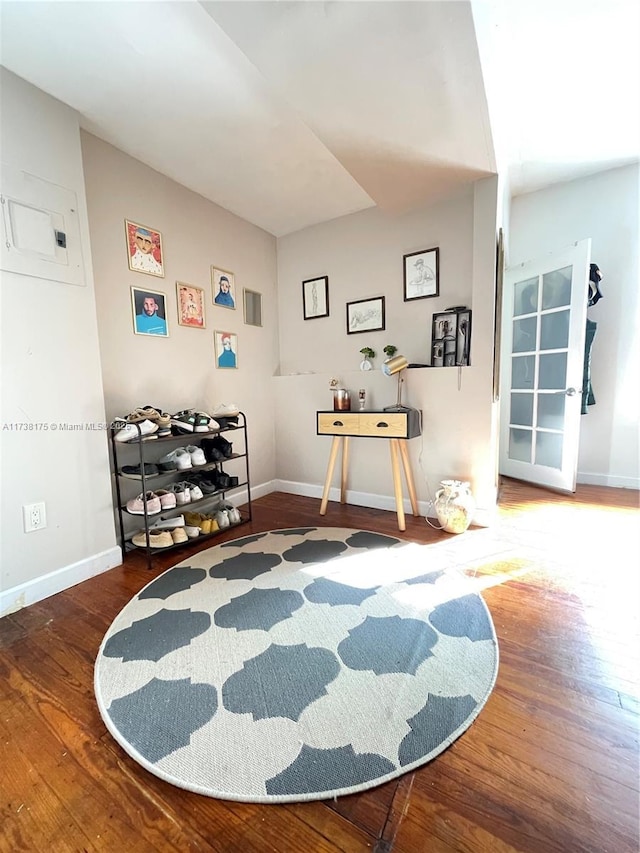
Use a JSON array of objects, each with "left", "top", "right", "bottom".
[
  {"left": 359, "top": 346, "right": 375, "bottom": 371},
  {"left": 383, "top": 345, "right": 397, "bottom": 359}
]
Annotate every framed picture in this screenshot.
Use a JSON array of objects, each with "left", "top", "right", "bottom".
[
  {"left": 131, "top": 286, "right": 169, "bottom": 337},
  {"left": 214, "top": 329, "right": 238, "bottom": 369},
  {"left": 403, "top": 247, "right": 439, "bottom": 301},
  {"left": 125, "top": 220, "right": 164, "bottom": 278},
  {"left": 176, "top": 282, "right": 205, "bottom": 328},
  {"left": 243, "top": 288, "right": 262, "bottom": 326},
  {"left": 302, "top": 275, "right": 329, "bottom": 320},
  {"left": 456, "top": 309, "right": 472, "bottom": 366},
  {"left": 346, "top": 296, "right": 385, "bottom": 335},
  {"left": 431, "top": 311, "right": 457, "bottom": 367},
  {"left": 211, "top": 267, "right": 236, "bottom": 310}
]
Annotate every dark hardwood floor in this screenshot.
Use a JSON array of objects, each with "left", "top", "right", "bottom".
[{"left": 1, "top": 479, "right": 638, "bottom": 852}]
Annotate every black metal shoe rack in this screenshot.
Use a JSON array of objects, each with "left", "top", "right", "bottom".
[{"left": 109, "top": 412, "right": 252, "bottom": 569}]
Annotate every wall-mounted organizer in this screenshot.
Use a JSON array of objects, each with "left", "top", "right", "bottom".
[
  {"left": 431, "top": 307, "right": 472, "bottom": 367},
  {"left": 109, "top": 413, "right": 251, "bottom": 569}
]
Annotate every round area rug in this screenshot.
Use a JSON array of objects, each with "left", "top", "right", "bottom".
[{"left": 95, "top": 527, "right": 498, "bottom": 803}]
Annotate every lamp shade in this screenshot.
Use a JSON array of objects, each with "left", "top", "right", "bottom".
[{"left": 381, "top": 355, "right": 409, "bottom": 376}]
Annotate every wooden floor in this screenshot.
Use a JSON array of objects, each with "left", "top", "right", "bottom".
[{"left": 1, "top": 479, "right": 638, "bottom": 852}]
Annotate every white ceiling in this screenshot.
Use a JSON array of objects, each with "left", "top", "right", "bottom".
[{"left": 1, "top": 1, "right": 638, "bottom": 237}]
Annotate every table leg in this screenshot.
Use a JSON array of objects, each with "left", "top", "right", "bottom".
[
  {"left": 340, "top": 436, "right": 350, "bottom": 504},
  {"left": 398, "top": 440, "right": 419, "bottom": 516},
  {"left": 320, "top": 436, "right": 343, "bottom": 515},
  {"left": 389, "top": 439, "right": 406, "bottom": 531}
]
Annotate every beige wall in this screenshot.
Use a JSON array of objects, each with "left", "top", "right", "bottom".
[
  {"left": 274, "top": 179, "right": 499, "bottom": 522},
  {"left": 80, "top": 133, "right": 279, "bottom": 495},
  {"left": 0, "top": 71, "right": 118, "bottom": 613}
]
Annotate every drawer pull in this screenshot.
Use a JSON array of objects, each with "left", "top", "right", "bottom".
[
  {"left": 376, "top": 421, "right": 389, "bottom": 428},
  {"left": 333, "top": 420, "right": 344, "bottom": 427}
]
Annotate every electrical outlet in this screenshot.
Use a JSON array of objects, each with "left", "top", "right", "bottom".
[{"left": 23, "top": 502, "right": 47, "bottom": 533}]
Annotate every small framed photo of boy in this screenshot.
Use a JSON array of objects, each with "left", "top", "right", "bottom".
[
  {"left": 131, "top": 287, "right": 169, "bottom": 337},
  {"left": 125, "top": 220, "right": 164, "bottom": 277},
  {"left": 403, "top": 247, "right": 439, "bottom": 301},
  {"left": 176, "top": 282, "right": 206, "bottom": 328},
  {"left": 212, "top": 267, "right": 236, "bottom": 310},
  {"left": 214, "top": 330, "right": 238, "bottom": 369}
]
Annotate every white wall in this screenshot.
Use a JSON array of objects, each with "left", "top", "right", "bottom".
[
  {"left": 0, "top": 70, "right": 119, "bottom": 614},
  {"left": 274, "top": 178, "right": 499, "bottom": 522},
  {"left": 509, "top": 164, "right": 639, "bottom": 488},
  {"left": 80, "top": 133, "right": 280, "bottom": 500}
]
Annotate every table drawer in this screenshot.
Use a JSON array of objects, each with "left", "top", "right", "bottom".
[
  {"left": 358, "top": 413, "right": 409, "bottom": 437},
  {"left": 317, "top": 413, "right": 361, "bottom": 436}
]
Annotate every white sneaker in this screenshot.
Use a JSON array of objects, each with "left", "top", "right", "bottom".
[
  {"left": 150, "top": 515, "right": 185, "bottom": 530},
  {"left": 114, "top": 419, "right": 158, "bottom": 442},
  {"left": 211, "top": 403, "right": 240, "bottom": 417},
  {"left": 185, "top": 445, "right": 207, "bottom": 466},
  {"left": 184, "top": 525, "right": 200, "bottom": 538},
  {"left": 216, "top": 509, "right": 230, "bottom": 529},
  {"left": 183, "top": 481, "right": 203, "bottom": 501},
  {"left": 159, "top": 448, "right": 192, "bottom": 470}
]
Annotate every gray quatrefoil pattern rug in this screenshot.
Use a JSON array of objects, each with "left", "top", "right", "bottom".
[{"left": 94, "top": 528, "right": 499, "bottom": 803}]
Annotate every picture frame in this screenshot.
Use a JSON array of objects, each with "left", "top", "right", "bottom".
[
  {"left": 431, "top": 311, "right": 457, "bottom": 367},
  {"left": 214, "top": 329, "right": 238, "bottom": 369},
  {"left": 302, "top": 275, "right": 329, "bottom": 320},
  {"left": 176, "top": 282, "right": 205, "bottom": 328},
  {"left": 346, "top": 296, "right": 385, "bottom": 335},
  {"left": 131, "top": 286, "right": 169, "bottom": 337},
  {"left": 211, "top": 267, "right": 236, "bottom": 310},
  {"left": 456, "top": 309, "right": 472, "bottom": 366},
  {"left": 403, "top": 247, "right": 439, "bottom": 301},
  {"left": 125, "top": 220, "right": 164, "bottom": 278},
  {"left": 243, "top": 288, "right": 263, "bottom": 326}
]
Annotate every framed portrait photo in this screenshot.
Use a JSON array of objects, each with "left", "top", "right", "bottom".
[
  {"left": 214, "top": 329, "right": 238, "bottom": 369},
  {"left": 131, "top": 286, "right": 169, "bottom": 337},
  {"left": 302, "top": 275, "right": 329, "bottom": 320},
  {"left": 346, "top": 296, "right": 385, "bottom": 335},
  {"left": 176, "top": 282, "right": 205, "bottom": 328},
  {"left": 403, "top": 247, "right": 439, "bottom": 301},
  {"left": 125, "top": 219, "right": 164, "bottom": 278},
  {"left": 211, "top": 267, "right": 236, "bottom": 310}
]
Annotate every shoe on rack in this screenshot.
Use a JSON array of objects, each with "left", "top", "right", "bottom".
[
  {"left": 159, "top": 448, "right": 192, "bottom": 470},
  {"left": 216, "top": 509, "right": 230, "bottom": 529},
  {"left": 166, "top": 483, "right": 191, "bottom": 505},
  {"left": 193, "top": 476, "right": 219, "bottom": 495},
  {"left": 114, "top": 419, "right": 158, "bottom": 443},
  {"left": 211, "top": 403, "right": 240, "bottom": 417},
  {"left": 126, "top": 491, "right": 162, "bottom": 515},
  {"left": 150, "top": 514, "right": 185, "bottom": 530},
  {"left": 184, "top": 525, "right": 201, "bottom": 539},
  {"left": 155, "top": 413, "right": 172, "bottom": 437},
  {"left": 201, "top": 439, "right": 226, "bottom": 462},
  {"left": 171, "top": 528, "right": 188, "bottom": 544},
  {"left": 132, "top": 530, "right": 173, "bottom": 549},
  {"left": 185, "top": 445, "right": 207, "bottom": 466},
  {"left": 226, "top": 506, "right": 242, "bottom": 525},
  {"left": 194, "top": 412, "right": 220, "bottom": 433},
  {"left": 171, "top": 411, "right": 197, "bottom": 434},
  {"left": 182, "top": 481, "right": 203, "bottom": 502},
  {"left": 121, "top": 463, "right": 160, "bottom": 480},
  {"left": 155, "top": 489, "right": 177, "bottom": 510}
]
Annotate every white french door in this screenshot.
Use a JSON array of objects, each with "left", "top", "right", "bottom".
[{"left": 499, "top": 239, "right": 591, "bottom": 492}]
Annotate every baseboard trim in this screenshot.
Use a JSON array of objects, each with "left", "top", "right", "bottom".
[
  {"left": 0, "top": 546, "right": 122, "bottom": 617},
  {"left": 577, "top": 471, "right": 640, "bottom": 489},
  {"left": 273, "top": 479, "right": 494, "bottom": 528}
]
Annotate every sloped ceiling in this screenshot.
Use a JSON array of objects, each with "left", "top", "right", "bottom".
[{"left": 0, "top": 1, "right": 637, "bottom": 237}]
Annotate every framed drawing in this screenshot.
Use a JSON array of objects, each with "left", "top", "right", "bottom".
[
  {"left": 125, "top": 220, "right": 164, "bottom": 277},
  {"left": 403, "top": 247, "right": 439, "bottom": 301},
  {"left": 456, "top": 309, "right": 472, "bottom": 366},
  {"left": 243, "top": 288, "right": 262, "bottom": 326},
  {"left": 214, "top": 330, "right": 238, "bottom": 369},
  {"left": 302, "top": 275, "right": 329, "bottom": 320},
  {"left": 176, "top": 282, "right": 205, "bottom": 328},
  {"left": 211, "top": 267, "right": 236, "bottom": 310},
  {"left": 131, "top": 286, "right": 169, "bottom": 337},
  {"left": 346, "top": 296, "right": 385, "bottom": 335}
]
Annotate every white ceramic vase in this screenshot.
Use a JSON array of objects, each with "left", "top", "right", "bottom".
[{"left": 434, "top": 480, "right": 475, "bottom": 534}]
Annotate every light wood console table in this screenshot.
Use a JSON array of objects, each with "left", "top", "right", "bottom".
[{"left": 316, "top": 409, "right": 421, "bottom": 531}]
